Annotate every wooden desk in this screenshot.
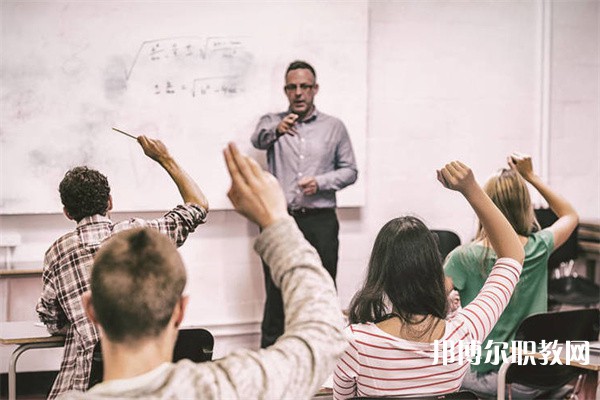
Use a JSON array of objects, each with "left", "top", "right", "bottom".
[
  {"left": 0, "top": 269, "right": 44, "bottom": 279},
  {"left": 0, "top": 321, "right": 65, "bottom": 400}
]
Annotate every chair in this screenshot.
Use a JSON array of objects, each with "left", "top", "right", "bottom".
[
  {"left": 88, "top": 327, "right": 214, "bottom": 389},
  {"left": 497, "top": 309, "right": 600, "bottom": 400},
  {"left": 172, "top": 327, "right": 214, "bottom": 362},
  {"left": 431, "top": 230, "right": 461, "bottom": 260},
  {"left": 534, "top": 208, "right": 599, "bottom": 308},
  {"left": 350, "top": 390, "right": 478, "bottom": 399}
]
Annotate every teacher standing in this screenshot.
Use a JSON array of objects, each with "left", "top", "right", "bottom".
[{"left": 251, "top": 60, "right": 358, "bottom": 347}]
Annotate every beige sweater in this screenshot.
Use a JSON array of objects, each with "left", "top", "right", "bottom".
[{"left": 59, "top": 218, "right": 347, "bottom": 399}]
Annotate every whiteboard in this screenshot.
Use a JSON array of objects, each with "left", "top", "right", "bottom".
[{"left": 0, "top": 1, "right": 367, "bottom": 214}]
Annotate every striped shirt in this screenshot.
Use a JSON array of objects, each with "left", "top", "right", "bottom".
[
  {"left": 333, "top": 257, "right": 522, "bottom": 399},
  {"left": 36, "top": 204, "right": 206, "bottom": 399}
]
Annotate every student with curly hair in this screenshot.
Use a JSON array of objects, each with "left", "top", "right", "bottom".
[{"left": 36, "top": 136, "right": 208, "bottom": 399}]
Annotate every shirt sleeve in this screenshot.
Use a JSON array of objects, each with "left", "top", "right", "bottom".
[
  {"left": 206, "top": 218, "right": 347, "bottom": 399},
  {"left": 443, "top": 248, "right": 467, "bottom": 292},
  {"left": 538, "top": 228, "right": 555, "bottom": 252},
  {"left": 452, "top": 257, "right": 522, "bottom": 342},
  {"left": 36, "top": 249, "right": 69, "bottom": 334},
  {"left": 251, "top": 114, "right": 282, "bottom": 150},
  {"left": 333, "top": 327, "right": 359, "bottom": 400},
  {"left": 114, "top": 204, "right": 206, "bottom": 247},
  {"left": 314, "top": 122, "right": 358, "bottom": 192}
]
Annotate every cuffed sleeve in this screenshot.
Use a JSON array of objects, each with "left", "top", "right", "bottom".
[{"left": 251, "top": 114, "right": 282, "bottom": 149}]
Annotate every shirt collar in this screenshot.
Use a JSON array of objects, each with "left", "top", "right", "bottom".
[
  {"left": 77, "top": 214, "right": 112, "bottom": 227},
  {"left": 287, "top": 107, "right": 319, "bottom": 123},
  {"left": 88, "top": 362, "right": 172, "bottom": 396}
]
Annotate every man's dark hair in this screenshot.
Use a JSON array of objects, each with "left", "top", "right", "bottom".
[
  {"left": 91, "top": 228, "right": 187, "bottom": 343},
  {"left": 285, "top": 60, "right": 316, "bottom": 80},
  {"left": 347, "top": 216, "right": 447, "bottom": 329},
  {"left": 59, "top": 166, "right": 110, "bottom": 222}
]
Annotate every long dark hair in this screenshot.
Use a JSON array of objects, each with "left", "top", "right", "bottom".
[{"left": 348, "top": 216, "right": 447, "bottom": 327}]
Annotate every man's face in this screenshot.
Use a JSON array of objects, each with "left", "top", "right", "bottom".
[{"left": 284, "top": 68, "right": 319, "bottom": 117}]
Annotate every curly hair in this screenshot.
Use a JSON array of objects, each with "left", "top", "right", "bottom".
[{"left": 59, "top": 166, "right": 111, "bottom": 222}]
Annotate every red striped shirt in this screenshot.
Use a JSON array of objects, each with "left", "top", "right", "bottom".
[{"left": 333, "top": 257, "right": 522, "bottom": 399}]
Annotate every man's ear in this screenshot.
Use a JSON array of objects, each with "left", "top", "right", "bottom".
[
  {"left": 107, "top": 195, "right": 113, "bottom": 212},
  {"left": 174, "top": 295, "right": 189, "bottom": 328},
  {"left": 313, "top": 83, "right": 319, "bottom": 95},
  {"left": 82, "top": 291, "right": 98, "bottom": 325},
  {"left": 63, "top": 207, "right": 75, "bottom": 221}
]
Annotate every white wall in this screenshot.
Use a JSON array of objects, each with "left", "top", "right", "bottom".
[
  {"left": 1, "top": 0, "right": 598, "bottom": 373},
  {"left": 548, "top": 0, "right": 599, "bottom": 219}
]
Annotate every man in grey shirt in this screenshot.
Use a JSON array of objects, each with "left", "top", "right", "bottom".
[{"left": 251, "top": 60, "right": 358, "bottom": 347}]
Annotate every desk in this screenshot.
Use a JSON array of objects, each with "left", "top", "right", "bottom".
[
  {"left": 0, "top": 321, "right": 65, "bottom": 400},
  {"left": 497, "top": 344, "right": 600, "bottom": 400}
]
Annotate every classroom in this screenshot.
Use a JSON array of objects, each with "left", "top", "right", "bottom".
[{"left": 1, "top": 0, "right": 598, "bottom": 399}]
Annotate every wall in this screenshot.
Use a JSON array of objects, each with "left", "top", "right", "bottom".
[
  {"left": 548, "top": 0, "right": 599, "bottom": 220},
  {"left": 1, "top": 0, "right": 598, "bottom": 374}
]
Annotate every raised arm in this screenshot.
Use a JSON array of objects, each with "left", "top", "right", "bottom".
[
  {"left": 508, "top": 152, "right": 578, "bottom": 249},
  {"left": 219, "top": 143, "right": 346, "bottom": 399},
  {"left": 137, "top": 135, "right": 209, "bottom": 211},
  {"left": 438, "top": 161, "right": 524, "bottom": 263},
  {"left": 438, "top": 161, "right": 524, "bottom": 341}
]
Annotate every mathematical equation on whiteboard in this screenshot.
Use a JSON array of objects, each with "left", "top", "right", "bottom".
[{"left": 126, "top": 37, "right": 251, "bottom": 98}]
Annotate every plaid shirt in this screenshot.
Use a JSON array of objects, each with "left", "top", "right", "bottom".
[{"left": 36, "top": 204, "right": 207, "bottom": 399}]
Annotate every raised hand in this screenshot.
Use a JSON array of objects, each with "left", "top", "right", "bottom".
[
  {"left": 507, "top": 152, "right": 534, "bottom": 181},
  {"left": 224, "top": 142, "right": 289, "bottom": 228},
  {"left": 438, "top": 160, "right": 524, "bottom": 263},
  {"left": 276, "top": 113, "right": 299, "bottom": 136},
  {"left": 137, "top": 135, "right": 208, "bottom": 209},
  {"left": 137, "top": 135, "right": 172, "bottom": 165},
  {"left": 437, "top": 161, "right": 477, "bottom": 195}
]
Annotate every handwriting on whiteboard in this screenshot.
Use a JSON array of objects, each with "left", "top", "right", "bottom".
[{"left": 127, "top": 36, "right": 251, "bottom": 98}]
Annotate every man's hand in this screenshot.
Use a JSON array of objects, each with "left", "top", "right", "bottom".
[
  {"left": 137, "top": 134, "right": 208, "bottom": 209},
  {"left": 436, "top": 161, "right": 477, "bottom": 196},
  {"left": 224, "top": 142, "right": 289, "bottom": 228},
  {"left": 507, "top": 152, "right": 535, "bottom": 181},
  {"left": 298, "top": 177, "right": 318, "bottom": 196},
  {"left": 138, "top": 135, "right": 172, "bottom": 165},
  {"left": 276, "top": 113, "right": 299, "bottom": 136}
]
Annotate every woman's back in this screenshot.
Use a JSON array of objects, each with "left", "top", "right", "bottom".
[
  {"left": 444, "top": 230, "right": 554, "bottom": 373},
  {"left": 334, "top": 257, "right": 522, "bottom": 399},
  {"left": 443, "top": 153, "right": 578, "bottom": 399},
  {"left": 333, "top": 161, "right": 525, "bottom": 400}
]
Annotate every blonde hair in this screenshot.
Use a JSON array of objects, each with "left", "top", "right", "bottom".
[{"left": 476, "top": 168, "right": 540, "bottom": 241}]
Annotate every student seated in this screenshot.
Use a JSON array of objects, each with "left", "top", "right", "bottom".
[
  {"left": 58, "top": 143, "right": 346, "bottom": 399},
  {"left": 36, "top": 136, "right": 208, "bottom": 399},
  {"left": 333, "top": 161, "right": 525, "bottom": 399},
  {"left": 444, "top": 153, "right": 578, "bottom": 399}
]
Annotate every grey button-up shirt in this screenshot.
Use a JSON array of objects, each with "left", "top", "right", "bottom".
[{"left": 251, "top": 108, "right": 358, "bottom": 209}]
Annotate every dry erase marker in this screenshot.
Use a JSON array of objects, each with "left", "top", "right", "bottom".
[{"left": 112, "top": 127, "right": 137, "bottom": 140}]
